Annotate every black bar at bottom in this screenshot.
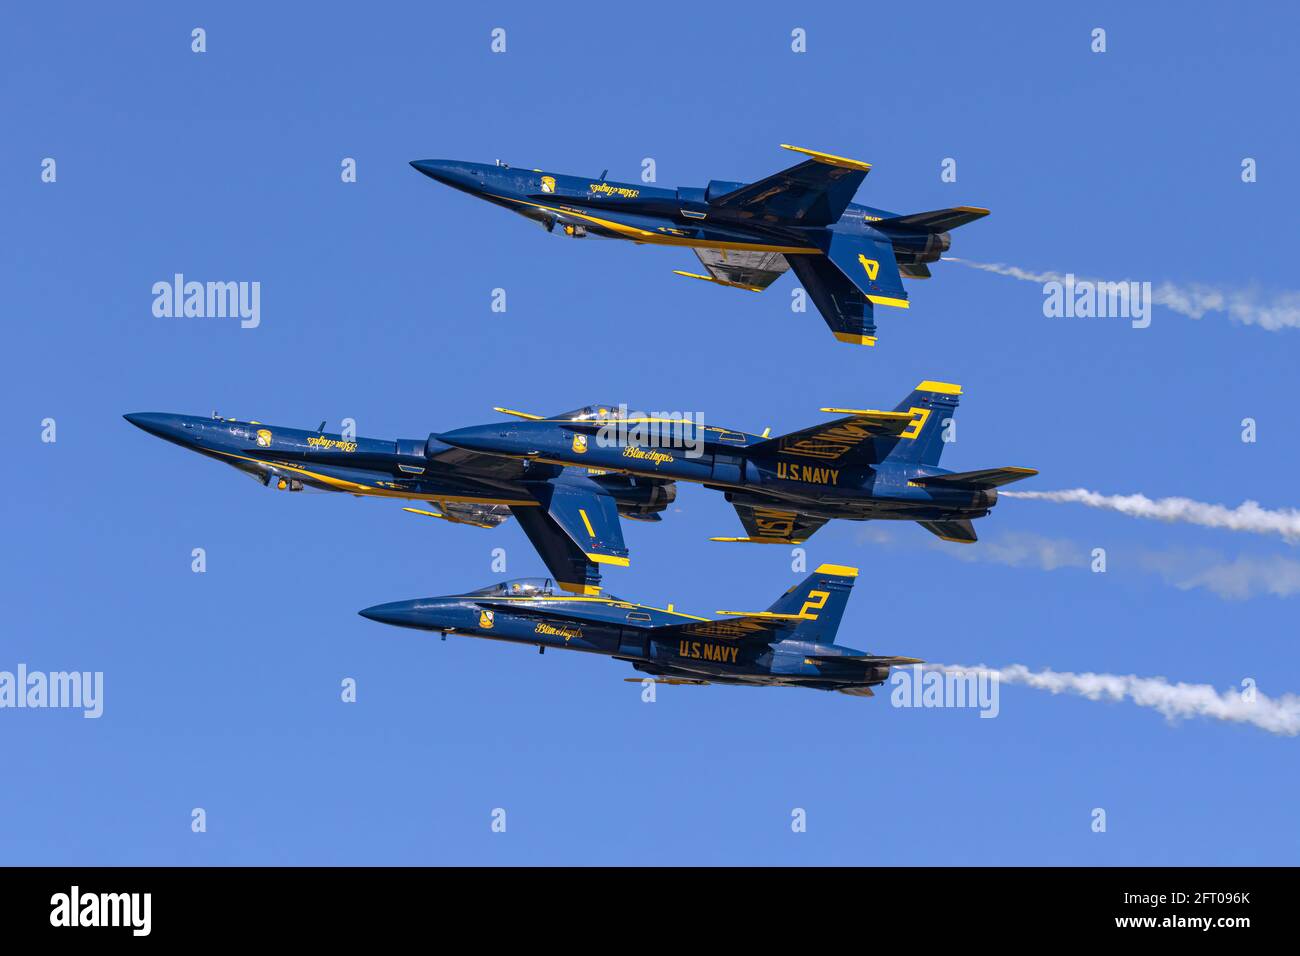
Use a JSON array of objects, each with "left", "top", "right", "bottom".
[{"left": 0, "top": 866, "right": 1279, "bottom": 940}]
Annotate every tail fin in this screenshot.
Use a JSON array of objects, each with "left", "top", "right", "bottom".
[
  {"left": 873, "top": 380, "right": 960, "bottom": 467},
  {"left": 764, "top": 564, "right": 857, "bottom": 644}
]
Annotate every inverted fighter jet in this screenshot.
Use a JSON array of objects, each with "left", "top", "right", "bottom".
[
  {"left": 437, "top": 382, "right": 1036, "bottom": 545},
  {"left": 411, "top": 145, "right": 988, "bottom": 346},
  {"left": 360, "top": 564, "right": 921, "bottom": 696},
  {"left": 124, "top": 409, "right": 675, "bottom": 594}
]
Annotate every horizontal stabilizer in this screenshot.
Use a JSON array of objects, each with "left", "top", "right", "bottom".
[
  {"left": 622, "top": 677, "right": 710, "bottom": 686},
  {"left": 912, "top": 466, "right": 1038, "bottom": 490},
  {"left": 918, "top": 519, "right": 978, "bottom": 544},
  {"left": 713, "top": 504, "right": 830, "bottom": 545},
  {"left": 807, "top": 654, "right": 924, "bottom": 665},
  {"left": 873, "top": 206, "right": 990, "bottom": 233}
]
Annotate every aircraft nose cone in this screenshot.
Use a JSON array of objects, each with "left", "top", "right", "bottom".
[
  {"left": 124, "top": 412, "right": 181, "bottom": 442},
  {"left": 410, "top": 159, "right": 460, "bottom": 186},
  {"left": 358, "top": 600, "right": 434, "bottom": 630},
  {"left": 409, "top": 159, "right": 483, "bottom": 192}
]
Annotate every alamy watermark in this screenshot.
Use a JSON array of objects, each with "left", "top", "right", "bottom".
[
  {"left": 1043, "top": 274, "right": 1151, "bottom": 329},
  {"left": 891, "top": 664, "right": 999, "bottom": 718},
  {"left": 593, "top": 404, "right": 707, "bottom": 459},
  {"left": 0, "top": 664, "right": 103, "bottom": 718},
  {"left": 152, "top": 274, "right": 260, "bottom": 329}
]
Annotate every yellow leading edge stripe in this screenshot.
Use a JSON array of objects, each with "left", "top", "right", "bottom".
[
  {"left": 673, "top": 270, "right": 763, "bottom": 293},
  {"left": 866, "top": 294, "right": 910, "bottom": 309},
  {"left": 780, "top": 144, "right": 873, "bottom": 172}
]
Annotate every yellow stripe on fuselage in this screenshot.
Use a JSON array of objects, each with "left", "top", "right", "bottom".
[
  {"left": 477, "top": 594, "right": 709, "bottom": 621},
  {"left": 210, "top": 449, "right": 537, "bottom": 506},
  {"left": 489, "top": 193, "right": 819, "bottom": 255}
]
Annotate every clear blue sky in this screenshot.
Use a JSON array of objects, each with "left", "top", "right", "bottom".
[{"left": 4, "top": 2, "right": 1297, "bottom": 865}]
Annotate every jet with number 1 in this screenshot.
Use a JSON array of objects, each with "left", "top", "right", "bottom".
[
  {"left": 123, "top": 409, "right": 676, "bottom": 595},
  {"left": 411, "top": 144, "right": 988, "bottom": 347}
]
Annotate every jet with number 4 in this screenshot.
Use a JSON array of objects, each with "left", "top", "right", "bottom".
[
  {"left": 438, "top": 381, "right": 1037, "bottom": 545},
  {"left": 123, "top": 409, "right": 676, "bottom": 594},
  {"left": 410, "top": 145, "right": 988, "bottom": 347},
  {"left": 360, "top": 563, "right": 921, "bottom": 696}
]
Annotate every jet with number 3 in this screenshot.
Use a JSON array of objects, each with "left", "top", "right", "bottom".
[{"left": 438, "top": 381, "right": 1037, "bottom": 546}]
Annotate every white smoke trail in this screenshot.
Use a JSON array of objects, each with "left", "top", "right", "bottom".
[
  {"left": 929, "top": 664, "right": 1300, "bottom": 736},
  {"left": 1002, "top": 488, "right": 1300, "bottom": 543},
  {"left": 945, "top": 258, "right": 1300, "bottom": 331}
]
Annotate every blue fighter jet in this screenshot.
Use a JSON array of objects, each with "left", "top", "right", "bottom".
[
  {"left": 124, "top": 409, "right": 675, "bottom": 594},
  {"left": 360, "top": 564, "right": 921, "bottom": 695},
  {"left": 437, "top": 381, "right": 1037, "bottom": 545},
  {"left": 411, "top": 145, "right": 988, "bottom": 346}
]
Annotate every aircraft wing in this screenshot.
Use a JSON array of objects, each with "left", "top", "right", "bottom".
[
  {"left": 744, "top": 408, "right": 918, "bottom": 465},
  {"left": 710, "top": 503, "right": 830, "bottom": 545},
  {"left": 674, "top": 248, "right": 789, "bottom": 292},
  {"left": 424, "top": 443, "right": 531, "bottom": 481},
  {"left": 708, "top": 145, "right": 871, "bottom": 226}
]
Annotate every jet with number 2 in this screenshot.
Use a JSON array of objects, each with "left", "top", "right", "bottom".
[
  {"left": 124, "top": 409, "right": 675, "bottom": 595},
  {"left": 411, "top": 144, "right": 988, "bottom": 347},
  {"left": 361, "top": 564, "right": 922, "bottom": 697},
  {"left": 439, "top": 381, "right": 1037, "bottom": 546}
]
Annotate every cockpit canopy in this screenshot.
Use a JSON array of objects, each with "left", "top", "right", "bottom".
[
  {"left": 465, "top": 578, "right": 555, "bottom": 598},
  {"left": 552, "top": 403, "right": 623, "bottom": 422}
]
